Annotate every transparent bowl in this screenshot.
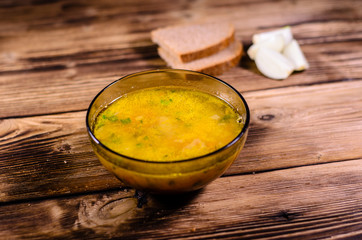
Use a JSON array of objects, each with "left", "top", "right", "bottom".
[{"left": 86, "top": 69, "right": 250, "bottom": 193}]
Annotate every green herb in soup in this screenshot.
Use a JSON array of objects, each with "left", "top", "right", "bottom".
[{"left": 93, "top": 87, "right": 244, "bottom": 161}]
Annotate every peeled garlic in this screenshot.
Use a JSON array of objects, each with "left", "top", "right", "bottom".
[
  {"left": 255, "top": 47, "right": 294, "bottom": 80},
  {"left": 247, "top": 34, "right": 285, "bottom": 60},
  {"left": 252, "top": 26, "right": 293, "bottom": 45},
  {"left": 283, "top": 39, "right": 309, "bottom": 71}
]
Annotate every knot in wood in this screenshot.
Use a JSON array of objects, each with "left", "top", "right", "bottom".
[{"left": 258, "top": 114, "right": 275, "bottom": 121}]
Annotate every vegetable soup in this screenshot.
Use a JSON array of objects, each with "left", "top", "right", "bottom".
[{"left": 93, "top": 86, "right": 244, "bottom": 161}]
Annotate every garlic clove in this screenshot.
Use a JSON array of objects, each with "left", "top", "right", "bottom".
[
  {"left": 252, "top": 26, "right": 293, "bottom": 45},
  {"left": 247, "top": 34, "right": 285, "bottom": 60},
  {"left": 255, "top": 47, "right": 294, "bottom": 80},
  {"left": 283, "top": 39, "right": 309, "bottom": 71}
]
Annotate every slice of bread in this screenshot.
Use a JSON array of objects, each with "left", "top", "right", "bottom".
[
  {"left": 158, "top": 40, "right": 243, "bottom": 76},
  {"left": 151, "top": 22, "right": 235, "bottom": 63}
]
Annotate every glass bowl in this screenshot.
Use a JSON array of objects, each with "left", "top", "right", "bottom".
[{"left": 86, "top": 69, "right": 250, "bottom": 194}]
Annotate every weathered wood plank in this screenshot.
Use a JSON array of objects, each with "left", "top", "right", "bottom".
[
  {"left": 1, "top": 159, "right": 361, "bottom": 239},
  {"left": 0, "top": 111, "right": 121, "bottom": 202},
  {"left": 0, "top": 0, "right": 361, "bottom": 118},
  {"left": 233, "top": 79, "right": 362, "bottom": 174},
  {"left": 1, "top": 80, "right": 361, "bottom": 203}
]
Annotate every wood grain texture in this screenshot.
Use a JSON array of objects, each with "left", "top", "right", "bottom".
[
  {"left": 1, "top": 0, "right": 362, "bottom": 238},
  {"left": 0, "top": 0, "right": 361, "bottom": 118},
  {"left": 1, "top": 80, "right": 361, "bottom": 203},
  {"left": 0, "top": 111, "right": 121, "bottom": 202},
  {"left": 1, "top": 159, "right": 361, "bottom": 239}
]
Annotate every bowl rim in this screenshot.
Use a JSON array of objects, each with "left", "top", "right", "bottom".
[{"left": 86, "top": 69, "right": 250, "bottom": 164}]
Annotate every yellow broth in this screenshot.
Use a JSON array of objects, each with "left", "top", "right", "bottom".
[{"left": 93, "top": 87, "right": 244, "bottom": 161}]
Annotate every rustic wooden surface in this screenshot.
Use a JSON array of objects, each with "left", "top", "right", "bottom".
[{"left": 0, "top": 0, "right": 361, "bottom": 239}]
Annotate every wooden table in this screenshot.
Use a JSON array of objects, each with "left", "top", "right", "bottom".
[{"left": 1, "top": 0, "right": 361, "bottom": 239}]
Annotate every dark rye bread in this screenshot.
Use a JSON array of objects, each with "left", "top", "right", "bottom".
[
  {"left": 157, "top": 40, "right": 243, "bottom": 76},
  {"left": 151, "top": 22, "right": 235, "bottom": 63}
]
